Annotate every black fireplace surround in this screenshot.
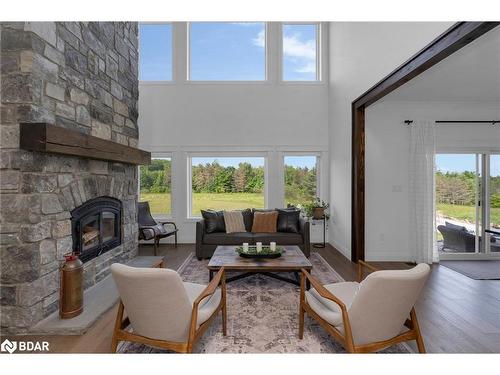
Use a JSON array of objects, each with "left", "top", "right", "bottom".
[{"left": 71, "top": 196, "right": 122, "bottom": 263}]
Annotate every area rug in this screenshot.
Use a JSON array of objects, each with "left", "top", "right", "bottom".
[
  {"left": 118, "top": 252, "right": 410, "bottom": 353},
  {"left": 440, "top": 260, "right": 500, "bottom": 280}
]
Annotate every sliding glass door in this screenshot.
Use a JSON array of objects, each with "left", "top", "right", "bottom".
[{"left": 436, "top": 153, "right": 500, "bottom": 258}]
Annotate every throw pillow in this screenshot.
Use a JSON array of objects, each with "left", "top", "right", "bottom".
[
  {"left": 252, "top": 211, "right": 279, "bottom": 233},
  {"left": 276, "top": 208, "right": 301, "bottom": 233},
  {"left": 201, "top": 210, "right": 226, "bottom": 233},
  {"left": 223, "top": 210, "right": 246, "bottom": 233}
]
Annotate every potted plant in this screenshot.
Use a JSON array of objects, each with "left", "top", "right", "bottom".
[{"left": 303, "top": 197, "right": 330, "bottom": 220}]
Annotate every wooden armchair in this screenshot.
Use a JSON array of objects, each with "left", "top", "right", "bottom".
[
  {"left": 110, "top": 264, "right": 227, "bottom": 353},
  {"left": 138, "top": 201, "right": 178, "bottom": 255},
  {"left": 299, "top": 260, "right": 430, "bottom": 353}
]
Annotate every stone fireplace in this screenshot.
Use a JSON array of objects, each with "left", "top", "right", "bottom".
[{"left": 1, "top": 22, "right": 143, "bottom": 333}]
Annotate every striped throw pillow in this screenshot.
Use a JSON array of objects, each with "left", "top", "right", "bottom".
[{"left": 223, "top": 211, "right": 246, "bottom": 233}]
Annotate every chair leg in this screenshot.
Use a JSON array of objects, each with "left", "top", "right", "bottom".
[
  {"left": 222, "top": 305, "right": 227, "bottom": 336},
  {"left": 174, "top": 232, "right": 178, "bottom": 248},
  {"left": 111, "top": 302, "right": 125, "bottom": 353},
  {"left": 410, "top": 308, "right": 426, "bottom": 353},
  {"left": 153, "top": 237, "right": 158, "bottom": 256},
  {"left": 221, "top": 274, "right": 227, "bottom": 336},
  {"left": 299, "top": 305, "right": 305, "bottom": 339}
]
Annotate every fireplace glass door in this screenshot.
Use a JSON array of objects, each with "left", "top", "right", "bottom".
[
  {"left": 71, "top": 197, "right": 122, "bottom": 263},
  {"left": 101, "top": 212, "right": 117, "bottom": 243}
]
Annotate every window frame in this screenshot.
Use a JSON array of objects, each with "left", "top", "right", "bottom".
[
  {"left": 282, "top": 152, "right": 321, "bottom": 207},
  {"left": 138, "top": 22, "right": 174, "bottom": 84},
  {"left": 186, "top": 22, "right": 269, "bottom": 83},
  {"left": 280, "top": 22, "right": 322, "bottom": 83},
  {"left": 138, "top": 153, "right": 174, "bottom": 219},
  {"left": 187, "top": 153, "right": 268, "bottom": 219}
]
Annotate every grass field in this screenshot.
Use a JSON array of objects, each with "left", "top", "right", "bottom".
[
  {"left": 437, "top": 203, "right": 500, "bottom": 228},
  {"left": 140, "top": 192, "right": 265, "bottom": 216}
]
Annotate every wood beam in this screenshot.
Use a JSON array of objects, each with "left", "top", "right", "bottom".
[
  {"left": 351, "top": 22, "right": 499, "bottom": 262},
  {"left": 353, "top": 22, "right": 500, "bottom": 109},
  {"left": 20, "top": 123, "right": 151, "bottom": 165}
]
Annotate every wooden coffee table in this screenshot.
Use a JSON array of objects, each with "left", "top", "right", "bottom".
[{"left": 207, "top": 245, "right": 312, "bottom": 287}]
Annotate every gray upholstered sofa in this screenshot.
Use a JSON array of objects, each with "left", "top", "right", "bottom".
[{"left": 196, "top": 216, "right": 310, "bottom": 259}]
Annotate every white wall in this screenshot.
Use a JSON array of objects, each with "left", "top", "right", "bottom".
[
  {"left": 327, "top": 22, "right": 454, "bottom": 258},
  {"left": 365, "top": 100, "right": 500, "bottom": 261},
  {"left": 138, "top": 23, "right": 330, "bottom": 243}
]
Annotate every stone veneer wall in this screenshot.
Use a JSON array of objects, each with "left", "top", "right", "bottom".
[{"left": 0, "top": 22, "right": 140, "bottom": 333}]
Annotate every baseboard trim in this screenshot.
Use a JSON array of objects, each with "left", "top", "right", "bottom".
[
  {"left": 328, "top": 239, "right": 351, "bottom": 260},
  {"left": 365, "top": 252, "right": 413, "bottom": 262}
]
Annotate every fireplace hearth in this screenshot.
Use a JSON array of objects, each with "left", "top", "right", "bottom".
[{"left": 71, "top": 197, "right": 122, "bottom": 263}]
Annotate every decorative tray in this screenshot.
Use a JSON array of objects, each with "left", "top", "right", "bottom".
[{"left": 235, "top": 246, "right": 284, "bottom": 259}]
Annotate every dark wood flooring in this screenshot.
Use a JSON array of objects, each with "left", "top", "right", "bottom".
[{"left": 4, "top": 243, "right": 500, "bottom": 353}]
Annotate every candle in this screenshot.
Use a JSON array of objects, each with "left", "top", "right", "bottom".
[
  {"left": 243, "top": 243, "right": 249, "bottom": 252},
  {"left": 270, "top": 242, "right": 276, "bottom": 251},
  {"left": 256, "top": 242, "right": 262, "bottom": 252}
]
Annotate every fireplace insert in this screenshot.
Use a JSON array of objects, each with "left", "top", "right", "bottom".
[{"left": 71, "top": 196, "right": 122, "bottom": 263}]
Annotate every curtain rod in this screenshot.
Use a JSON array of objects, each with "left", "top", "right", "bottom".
[{"left": 404, "top": 120, "right": 498, "bottom": 125}]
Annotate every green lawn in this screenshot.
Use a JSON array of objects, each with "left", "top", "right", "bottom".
[
  {"left": 437, "top": 203, "right": 500, "bottom": 228},
  {"left": 140, "top": 192, "right": 264, "bottom": 216}
]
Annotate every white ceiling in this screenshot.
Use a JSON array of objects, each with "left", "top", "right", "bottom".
[{"left": 383, "top": 25, "right": 500, "bottom": 102}]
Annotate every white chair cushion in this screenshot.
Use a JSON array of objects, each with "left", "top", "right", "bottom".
[
  {"left": 183, "top": 282, "right": 222, "bottom": 327},
  {"left": 305, "top": 281, "right": 359, "bottom": 327}
]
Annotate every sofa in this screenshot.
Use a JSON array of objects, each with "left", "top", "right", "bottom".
[
  {"left": 437, "top": 221, "right": 500, "bottom": 253},
  {"left": 196, "top": 209, "right": 310, "bottom": 259}
]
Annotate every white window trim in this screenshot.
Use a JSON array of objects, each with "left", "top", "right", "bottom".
[
  {"left": 139, "top": 153, "right": 174, "bottom": 220},
  {"left": 186, "top": 22, "right": 268, "bottom": 83},
  {"left": 280, "top": 22, "right": 322, "bottom": 83},
  {"left": 186, "top": 152, "right": 269, "bottom": 219},
  {"left": 138, "top": 22, "right": 174, "bottom": 84}
]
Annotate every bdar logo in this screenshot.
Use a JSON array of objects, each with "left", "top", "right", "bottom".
[{"left": 1, "top": 339, "right": 17, "bottom": 354}]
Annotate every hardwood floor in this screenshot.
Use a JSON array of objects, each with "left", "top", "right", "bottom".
[{"left": 3, "top": 243, "right": 500, "bottom": 353}]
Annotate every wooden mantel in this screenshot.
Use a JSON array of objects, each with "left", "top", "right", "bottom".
[{"left": 19, "top": 123, "right": 151, "bottom": 165}]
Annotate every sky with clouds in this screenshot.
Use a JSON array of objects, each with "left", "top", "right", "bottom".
[{"left": 139, "top": 22, "right": 317, "bottom": 81}]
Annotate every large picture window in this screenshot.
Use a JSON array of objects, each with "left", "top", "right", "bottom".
[
  {"left": 284, "top": 155, "right": 318, "bottom": 207},
  {"left": 189, "top": 22, "right": 266, "bottom": 81},
  {"left": 139, "top": 24, "right": 173, "bottom": 81},
  {"left": 282, "top": 24, "right": 319, "bottom": 81},
  {"left": 190, "top": 156, "right": 265, "bottom": 216},
  {"left": 139, "top": 158, "right": 172, "bottom": 215}
]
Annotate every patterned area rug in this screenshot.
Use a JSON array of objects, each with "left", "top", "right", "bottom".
[{"left": 118, "top": 252, "right": 410, "bottom": 353}]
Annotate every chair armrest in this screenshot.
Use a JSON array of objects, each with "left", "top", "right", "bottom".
[
  {"left": 301, "top": 269, "right": 347, "bottom": 312},
  {"left": 193, "top": 267, "right": 225, "bottom": 308},
  {"left": 189, "top": 268, "right": 225, "bottom": 336},
  {"left": 159, "top": 221, "right": 178, "bottom": 230},
  {"left": 357, "top": 260, "right": 379, "bottom": 282}
]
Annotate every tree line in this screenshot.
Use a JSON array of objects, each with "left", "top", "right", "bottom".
[
  {"left": 436, "top": 171, "right": 500, "bottom": 208},
  {"left": 140, "top": 159, "right": 318, "bottom": 204}
]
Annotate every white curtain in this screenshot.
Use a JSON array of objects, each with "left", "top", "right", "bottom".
[{"left": 409, "top": 120, "right": 439, "bottom": 264}]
